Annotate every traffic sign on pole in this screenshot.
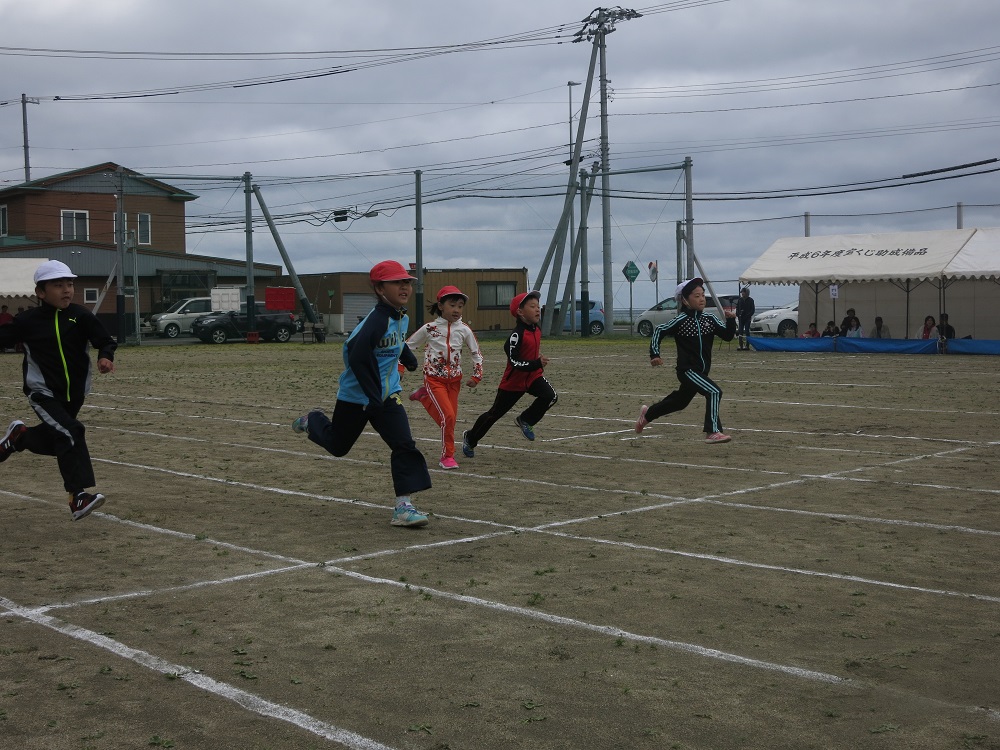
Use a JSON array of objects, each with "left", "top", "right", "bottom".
[{"left": 622, "top": 260, "right": 640, "bottom": 283}]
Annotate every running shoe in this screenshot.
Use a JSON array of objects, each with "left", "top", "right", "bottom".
[
  {"left": 391, "top": 504, "right": 429, "bottom": 527},
  {"left": 439, "top": 456, "right": 459, "bottom": 470},
  {"left": 0, "top": 420, "right": 26, "bottom": 462},
  {"left": 462, "top": 431, "right": 475, "bottom": 458},
  {"left": 514, "top": 416, "right": 535, "bottom": 441},
  {"left": 705, "top": 432, "right": 732, "bottom": 444},
  {"left": 291, "top": 414, "right": 310, "bottom": 434},
  {"left": 409, "top": 386, "right": 428, "bottom": 402},
  {"left": 69, "top": 491, "right": 105, "bottom": 521},
  {"left": 635, "top": 405, "right": 649, "bottom": 434}
]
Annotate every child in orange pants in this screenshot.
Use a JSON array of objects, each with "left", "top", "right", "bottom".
[{"left": 406, "top": 286, "right": 483, "bottom": 469}]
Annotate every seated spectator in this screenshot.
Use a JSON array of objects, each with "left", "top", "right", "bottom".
[
  {"left": 839, "top": 308, "right": 856, "bottom": 337},
  {"left": 868, "top": 316, "right": 892, "bottom": 339},
  {"left": 916, "top": 315, "right": 938, "bottom": 340},
  {"left": 800, "top": 322, "right": 821, "bottom": 338},
  {"left": 0, "top": 305, "right": 13, "bottom": 326},
  {"left": 844, "top": 316, "right": 864, "bottom": 338},
  {"left": 938, "top": 313, "right": 956, "bottom": 339},
  {"left": 821, "top": 320, "right": 839, "bottom": 337}
]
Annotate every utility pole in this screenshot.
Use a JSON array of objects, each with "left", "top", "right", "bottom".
[
  {"left": 114, "top": 167, "right": 127, "bottom": 343},
  {"left": 21, "top": 94, "right": 39, "bottom": 182},
  {"left": 414, "top": 170, "right": 424, "bottom": 326},
  {"left": 567, "top": 80, "right": 581, "bottom": 331},
  {"left": 575, "top": 7, "right": 641, "bottom": 326},
  {"left": 243, "top": 172, "right": 256, "bottom": 339}
]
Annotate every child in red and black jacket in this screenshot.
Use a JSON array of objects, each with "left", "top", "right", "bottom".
[{"left": 461, "top": 291, "right": 557, "bottom": 457}]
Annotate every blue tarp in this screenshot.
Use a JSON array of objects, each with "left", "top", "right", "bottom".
[{"left": 747, "top": 337, "right": 1000, "bottom": 355}]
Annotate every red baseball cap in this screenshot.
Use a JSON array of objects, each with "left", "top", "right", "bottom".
[
  {"left": 509, "top": 290, "right": 541, "bottom": 317},
  {"left": 369, "top": 260, "right": 416, "bottom": 283},
  {"left": 436, "top": 285, "right": 468, "bottom": 302}
]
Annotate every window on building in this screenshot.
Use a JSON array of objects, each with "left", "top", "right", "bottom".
[
  {"left": 112, "top": 212, "right": 127, "bottom": 243},
  {"left": 84, "top": 288, "right": 99, "bottom": 304},
  {"left": 0, "top": 204, "right": 7, "bottom": 236},
  {"left": 137, "top": 213, "right": 151, "bottom": 244},
  {"left": 477, "top": 281, "right": 517, "bottom": 309},
  {"left": 61, "top": 210, "right": 89, "bottom": 241}
]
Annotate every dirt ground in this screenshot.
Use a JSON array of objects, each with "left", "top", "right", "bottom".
[{"left": 1, "top": 334, "right": 998, "bottom": 750}]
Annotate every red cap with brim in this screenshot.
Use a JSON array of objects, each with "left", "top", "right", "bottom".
[
  {"left": 436, "top": 285, "right": 468, "bottom": 302},
  {"left": 370, "top": 260, "right": 417, "bottom": 283},
  {"left": 509, "top": 290, "right": 541, "bottom": 317}
]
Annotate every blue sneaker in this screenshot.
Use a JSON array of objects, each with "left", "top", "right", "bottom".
[
  {"left": 514, "top": 416, "right": 535, "bottom": 441},
  {"left": 462, "top": 430, "right": 475, "bottom": 458},
  {"left": 391, "top": 504, "right": 429, "bottom": 528},
  {"left": 291, "top": 414, "right": 310, "bottom": 434}
]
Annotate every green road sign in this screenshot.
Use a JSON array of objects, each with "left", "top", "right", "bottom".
[{"left": 622, "top": 260, "right": 640, "bottom": 283}]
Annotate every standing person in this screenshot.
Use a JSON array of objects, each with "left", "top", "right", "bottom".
[
  {"left": 461, "top": 291, "right": 556, "bottom": 457},
  {"left": 868, "top": 316, "right": 892, "bottom": 339},
  {"left": 734, "top": 286, "right": 755, "bottom": 351},
  {"left": 291, "top": 260, "right": 431, "bottom": 528},
  {"left": 406, "top": 285, "right": 484, "bottom": 470},
  {"left": 839, "top": 308, "right": 857, "bottom": 337},
  {"left": 635, "top": 277, "right": 737, "bottom": 444},
  {"left": 0, "top": 260, "right": 117, "bottom": 520}
]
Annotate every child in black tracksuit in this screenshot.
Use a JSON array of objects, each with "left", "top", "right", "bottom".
[
  {"left": 0, "top": 260, "right": 117, "bottom": 520},
  {"left": 461, "top": 290, "right": 557, "bottom": 456},
  {"left": 635, "top": 277, "right": 736, "bottom": 444}
]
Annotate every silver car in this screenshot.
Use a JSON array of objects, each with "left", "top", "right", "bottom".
[{"left": 636, "top": 294, "right": 738, "bottom": 337}]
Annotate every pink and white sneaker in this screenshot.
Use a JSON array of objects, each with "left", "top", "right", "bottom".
[
  {"left": 635, "top": 405, "right": 649, "bottom": 433},
  {"left": 439, "top": 456, "right": 459, "bottom": 470},
  {"left": 409, "top": 386, "right": 428, "bottom": 402},
  {"left": 705, "top": 432, "right": 731, "bottom": 444}
]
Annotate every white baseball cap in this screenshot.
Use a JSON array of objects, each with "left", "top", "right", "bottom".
[{"left": 34, "top": 260, "right": 77, "bottom": 284}]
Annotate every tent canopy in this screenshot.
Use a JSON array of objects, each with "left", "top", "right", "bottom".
[
  {"left": 739, "top": 228, "right": 988, "bottom": 285},
  {"left": 0, "top": 258, "right": 45, "bottom": 296}
]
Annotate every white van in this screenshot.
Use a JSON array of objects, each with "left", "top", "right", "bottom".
[{"left": 148, "top": 297, "right": 212, "bottom": 338}]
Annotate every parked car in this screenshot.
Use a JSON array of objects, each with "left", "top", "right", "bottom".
[
  {"left": 550, "top": 299, "right": 606, "bottom": 335},
  {"left": 751, "top": 303, "right": 799, "bottom": 336},
  {"left": 191, "top": 303, "right": 297, "bottom": 344},
  {"left": 636, "top": 294, "right": 739, "bottom": 337},
  {"left": 148, "top": 297, "right": 212, "bottom": 338}
]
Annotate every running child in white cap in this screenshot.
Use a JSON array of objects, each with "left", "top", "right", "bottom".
[
  {"left": 0, "top": 260, "right": 117, "bottom": 519},
  {"left": 635, "top": 277, "right": 737, "bottom": 444}
]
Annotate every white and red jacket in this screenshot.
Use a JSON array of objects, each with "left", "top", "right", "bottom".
[{"left": 406, "top": 317, "right": 483, "bottom": 383}]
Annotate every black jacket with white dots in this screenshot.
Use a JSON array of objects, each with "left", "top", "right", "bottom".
[{"left": 650, "top": 307, "right": 736, "bottom": 375}]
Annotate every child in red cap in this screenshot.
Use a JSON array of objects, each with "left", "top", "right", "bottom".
[
  {"left": 636, "top": 277, "right": 737, "bottom": 444},
  {"left": 461, "top": 290, "right": 556, "bottom": 457},
  {"left": 405, "top": 285, "right": 484, "bottom": 469},
  {"left": 292, "top": 260, "right": 431, "bottom": 527}
]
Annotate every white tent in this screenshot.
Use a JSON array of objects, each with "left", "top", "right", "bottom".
[
  {"left": 740, "top": 228, "right": 1000, "bottom": 340},
  {"left": 0, "top": 258, "right": 45, "bottom": 296}
]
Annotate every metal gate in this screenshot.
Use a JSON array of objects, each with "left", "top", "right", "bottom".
[{"left": 342, "top": 294, "right": 374, "bottom": 333}]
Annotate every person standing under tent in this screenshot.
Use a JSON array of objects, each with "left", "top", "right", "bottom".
[{"left": 735, "top": 287, "right": 755, "bottom": 351}]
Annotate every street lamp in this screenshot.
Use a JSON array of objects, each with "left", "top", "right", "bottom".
[{"left": 567, "top": 81, "right": 581, "bottom": 331}]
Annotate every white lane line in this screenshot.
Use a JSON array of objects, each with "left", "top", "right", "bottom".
[
  {"left": 324, "top": 567, "right": 849, "bottom": 685},
  {"left": 0, "top": 596, "right": 396, "bottom": 750}
]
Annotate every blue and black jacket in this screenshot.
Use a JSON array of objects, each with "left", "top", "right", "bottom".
[
  {"left": 650, "top": 307, "right": 736, "bottom": 375},
  {"left": 0, "top": 302, "right": 116, "bottom": 404},
  {"left": 337, "top": 300, "right": 417, "bottom": 411}
]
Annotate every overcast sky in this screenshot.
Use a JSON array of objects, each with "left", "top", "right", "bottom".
[{"left": 2, "top": 0, "right": 999, "bottom": 311}]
